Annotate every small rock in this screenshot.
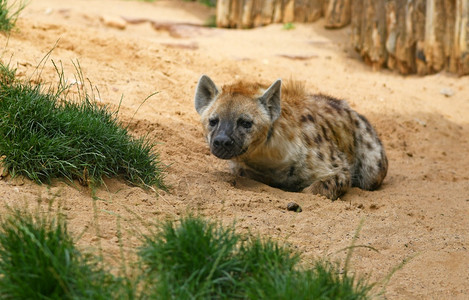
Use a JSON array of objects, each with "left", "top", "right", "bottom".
[
  {"left": 10, "top": 176, "right": 24, "bottom": 186},
  {"left": 287, "top": 202, "right": 302, "bottom": 212},
  {"left": 101, "top": 15, "right": 127, "bottom": 30},
  {"left": 440, "top": 88, "right": 455, "bottom": 97}
]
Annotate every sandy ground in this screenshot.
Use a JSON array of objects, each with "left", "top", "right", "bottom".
[{"left": 1, "top": 0, "right": 469, "bottom": 298}]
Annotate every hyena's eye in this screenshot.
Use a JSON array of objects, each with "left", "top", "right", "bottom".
[
  {"left": 238, "top": 119, "right": 253, "bottom": 129},
  {"left": 209, "top": 118, "right": 219, "bottom": 127}
]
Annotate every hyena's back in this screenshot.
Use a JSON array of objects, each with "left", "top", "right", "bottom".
[
  {"left": 288, "top": 91, "right": 388, "bottom": 197},
  {"left": 307, "top": 94, "right": 387, "bottom": 191}
]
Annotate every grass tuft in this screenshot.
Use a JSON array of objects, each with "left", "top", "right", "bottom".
[
  {"left": 0, "top": 0, "right": 26, "bottom": 32},
  {"left": 139, "top": 215, "right": 374, "bottom": 299},
  {"left": 0, "top": 60, "right": 166, "bottom": 189},
  {"left": 0, "top": 206, "right": 377, "bottom": 299},
  {"left": 0, "top": 207, "right": 120, "bottom": 299},
  {"left": 139, "top": 216, "right": 242, "bottom": 298}
]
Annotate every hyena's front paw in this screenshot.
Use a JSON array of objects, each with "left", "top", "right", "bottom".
[{"left": 304, "top": 175, "right": 350, "bottom": 200}]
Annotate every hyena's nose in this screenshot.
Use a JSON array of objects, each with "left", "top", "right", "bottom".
[{"left": 213, "top": 135, "right": 234, "bottom": 148}]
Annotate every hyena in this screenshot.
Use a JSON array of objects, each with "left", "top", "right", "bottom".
[{"left": 194, "top": 75, "right": 388, "bottom": 200}]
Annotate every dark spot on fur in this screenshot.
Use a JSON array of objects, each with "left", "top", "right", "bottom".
[
  {"left": 327, "top": 97, "right": 343, "bottom": 113},
  {"left": 314, "top": 134, "right": 323, "bottom": 144},
  {"left": 332, "top": 163, "right": 338, "bottom": 168},
  {"left": 346, "top": 109, "right": 354, "bottom": 124},
  {"left": 317, "top": 152, "right": 324, "bottom": 161},
  {"left": 322, "top": 182, "right": 329, "bottom": 190},
  {"left": 321, "top": 125, "right": 330, "bottom": 142},
  {"left": 358, "top": 114, "right": 373, "bottom": 132},
  {"left": 307, "top": 114, "right": 315, "bottom": 122},
  {"left": 303, "top": 133, "right": 312, "bottom": 146},
  {"left": 354, "top": 120, "right": 360, "bottom": 127},
  {"left": 300, "top": 115, "right": 307, "bottom": 122},
  {"left": 325, "top": 120, "right": 338, "bottom": 141},
  {"left": 330, "top": 148, "right": 335, "bottom": 161},
  {"left": 288, "top": 166, "right": 295, "bottom": 177},
  {"left": 266, "top": 127, "right": 274, "bottom": 142},
  {"left": 366, "top": 142, "right": 372, "bottom": 150}
]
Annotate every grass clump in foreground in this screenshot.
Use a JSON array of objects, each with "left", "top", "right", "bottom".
[
  {"left": 0, "top": 208, "right": 120, "bottom": 299},
  {"left": 139, "top": 215, "right": 374, "bottom": 299},
  {"left": 0, "top": 60, "right": 165, "bottom": 189},
  {"left": 0, "top": 0, "right": 26, "bottom": 32},
  {"left": 0, "top": 208, "right": 376, "bottom": 299}
]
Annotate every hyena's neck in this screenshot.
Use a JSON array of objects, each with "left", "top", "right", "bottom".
[{"left": 237, "top": 116, "right": 304, "bottom": 169}]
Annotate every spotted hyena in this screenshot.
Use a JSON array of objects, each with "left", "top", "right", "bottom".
[{"left": 194, "top": 75, "right": 388, "bottom": 200}]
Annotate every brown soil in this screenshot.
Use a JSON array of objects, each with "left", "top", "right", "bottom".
[{"left": 1, "top": 0, "right": 469, "bottom": 298}]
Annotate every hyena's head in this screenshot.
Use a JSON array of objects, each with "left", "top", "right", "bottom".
[{"left": 194, "top": 75, "right": 281, "bottom": 160}]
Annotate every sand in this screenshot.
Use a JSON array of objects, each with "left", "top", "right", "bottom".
[{"left": 1, "top": 0, "right": 469, "bottom": 298}]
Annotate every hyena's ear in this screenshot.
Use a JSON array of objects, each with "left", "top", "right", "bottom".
[
  {"left": 194, "top": 75, "right": 219, "bottom": 115},
  {"left": 259, "top": 79, "right": 282, "bottom": 121}
]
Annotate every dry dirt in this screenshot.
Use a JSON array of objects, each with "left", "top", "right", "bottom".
[{"left": 1, "top": 0, "right": 469, "bottom": 298}]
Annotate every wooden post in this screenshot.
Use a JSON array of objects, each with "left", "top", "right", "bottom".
[
  {"left": 324, "top": 0, "right": 351, "bottom": 28},
  {"left": 216, "top": 0, "right": 231, "bottom": 27},
  {"left": 216, "top": 0, "right": 469, "bottom": 75},
  {"left": 424, "top": 0, "right": 447, "bottom": 73},
  {"left": 455, "top": 0, "right": 469, "bottom": 75}
]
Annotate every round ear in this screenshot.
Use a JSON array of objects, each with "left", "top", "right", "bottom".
[
  {"left": 259, "top": 79, "right": 282, "bottom": 121},
  {"left": 194, "top": 75, "right": 219, "bottom": 115}
]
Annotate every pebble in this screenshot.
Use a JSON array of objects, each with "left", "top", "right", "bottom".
[
  {"left": 101, "top": 15, "right": 127, "bottom": 30},
  {"left": 440, "top": 88, "right": 455, "bottom": 97},
  {"left": 287, "top": 202, "right": 302, "bottom": 212}
]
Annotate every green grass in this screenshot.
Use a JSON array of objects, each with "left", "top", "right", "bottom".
[
  {"left": 0, "top": 60, "right": 165, "bottom": 189},
  {"left": 0, "top": 206, "right": 376, "bottom": 299},
  {"left": 0, "top": 208, "right": 121, "bottom": 299},
  {"left": 139, "top": 215, "right": 374, "bottom": 299},
  {"left": 0, "top": 0, "right": 26, "bottom": 32},
  {"left": 283, "top": 22, "right": 295, "bottom": 30}
]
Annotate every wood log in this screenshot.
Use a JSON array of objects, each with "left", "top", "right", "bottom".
[
  {"left": 283, "top": 0, "right": 295, "bottom": 23},
  {"left": 216, "top": 0, "right": 231, "bottom": 27},
  {"left": 324, "top": 0, "right": 351, "bottom": 28},
  {"left": 445, "top": 0, "right": 457, "bottom": 73},
  {"left": 217, "top": 0, "right": 325, "bottom": 27},
  {"left": 455, "top": 0, "right": 469, "bottom": 75},
  {"left": 350, "top": 0, "right": 469, "bottom": 75},
  {"left": 241, "top": 0, "right": 255, "bottom": 28},
  {"left": 216, "top": 0, "right": 469, "bottom": 75},
  {"left": 425, "top": 0, "right": 447, "bottom": 73},
  {"left": 306, "top": 0, "right": 325, "bottom": 22},
  {"left": 351, "top": 0, "right": 388, "bottom": 70}
]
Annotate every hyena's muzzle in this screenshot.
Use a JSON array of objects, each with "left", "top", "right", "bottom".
[{"left": 210, "top": 120, "right": 246, "bottom": 160}]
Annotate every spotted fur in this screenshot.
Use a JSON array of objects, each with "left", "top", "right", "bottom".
[{"left": 194, "top": 75, "right": 388, "bottom": 200}]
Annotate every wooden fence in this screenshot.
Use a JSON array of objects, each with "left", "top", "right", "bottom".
[{"left": 216, "top": 0, "right": 469, "bottom": 76}]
